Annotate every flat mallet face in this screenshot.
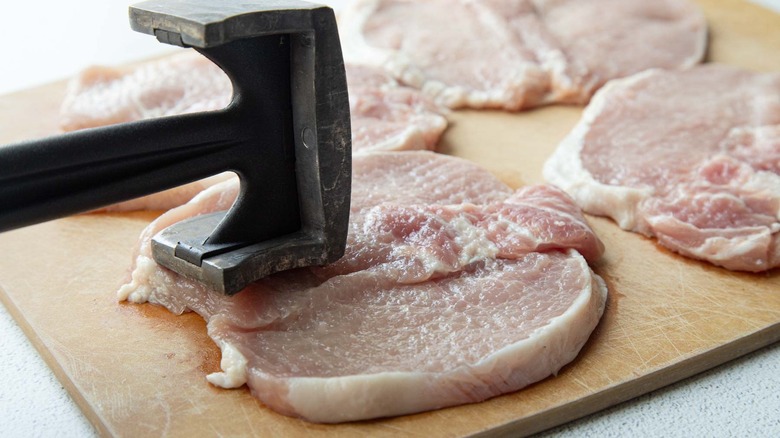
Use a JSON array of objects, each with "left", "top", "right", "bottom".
[{"left": 132, "top": 0, "right": 352, "bottom": 295}]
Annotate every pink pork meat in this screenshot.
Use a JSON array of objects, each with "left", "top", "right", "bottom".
[
  {"left": 60, "top": 52, "right": 446, "bottom": 155},
  {"left": 347, "top": 64, "right": 448, "bottom": 153},
  {"left": 60, "top": 53, "right": 447, "bottom": 210},
  {"left": 339, "top": 0, "right": 707, "bottom": 110},
  {"left": 544, "top": 65, "right": 780, "bottom": 271},
  {"left": 118, "top": 151, "right": 607, "bottom": 422}
]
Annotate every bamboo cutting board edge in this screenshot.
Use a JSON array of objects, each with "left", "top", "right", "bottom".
[
  {"left": 0, "top": 284, "right": 113, "bottom": 437},
  {"left": 478, "top": 323, "right": 780, "bottom": 437}
]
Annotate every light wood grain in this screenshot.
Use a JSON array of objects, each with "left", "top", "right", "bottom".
[{"left": 1, "top": 0, "right": 779, "bottom": 436}]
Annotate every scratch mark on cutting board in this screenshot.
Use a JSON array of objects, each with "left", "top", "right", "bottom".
[
  {"left": 155, "top": 393, "right": 173, "bottom": 437},
  {"left": 661, "top": 329, "right": 683, "bottom": 357},
  {"left": 209, "top": 423, "right": 227, "bottom": 438},
  {"left": 378, "top": 423, "right": 428, "bottom": 436},
  {"left": 570, "top": 375, "right": 595, "bottom": 392},
  {"left": 619, "top": 321, "right": 647, "bottom": 365},
  {"left": 240, "top": 400, "right": 260, "bottom": 436}
]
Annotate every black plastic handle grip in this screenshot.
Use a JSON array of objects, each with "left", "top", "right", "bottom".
[
  {"left": 0, "top": 111, "right": 234, "bottom": 229},
  {"left": 0, "top": 0, "right": 352, "bottom": 295},
  {"left": 0, "top": 34, "right": 300, "bottom": 246}
]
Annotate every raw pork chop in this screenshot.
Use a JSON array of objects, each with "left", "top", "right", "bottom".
[
  {"left": 347, "top": 64, "right": 448, "bottom": 153},
  {"left": 60, "top": 52, "right": 231, "bottom": 131},
  {"left": 60, "top": 53, "right": 446, "bottom": 211},
  {"left": 60, "top": 52, "right": 447, "bottom": 154},
  {"left": 60, "top": 53, "right": 235, "bottom": 211},
  {"left": 544, "top": 65, "right": 780, "bottom": 271},
  {"left": 339, "top": 0, "right": 707, "bottom": 110},
  {"left": 118, "top": 151, "right": 607, "bottom": 422}
]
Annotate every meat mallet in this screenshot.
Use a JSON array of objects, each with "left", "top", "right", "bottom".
[{"left": 0, "top": 0, "right": 352, "bottom": 295}]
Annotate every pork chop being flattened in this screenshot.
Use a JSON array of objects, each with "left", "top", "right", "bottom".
[
  {"left": 339, "top": 0, "right": 706, "bottom": 110},
  {"left": 59, "top": 54, "right": 447, "bottom": 211},
  {"left": 118, "top": 151, "right": 607, "bottom": 423},
  {"left": 544, "top": 65, "right": 780, "bottom": 272}
]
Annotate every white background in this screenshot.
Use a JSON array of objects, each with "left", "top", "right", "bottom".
[{"left": 1, "top": 1, "right": 779, "bottom": 437}]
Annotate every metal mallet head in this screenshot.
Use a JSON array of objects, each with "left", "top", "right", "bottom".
[
  {"left": 0, "top": 0, "right": 352, "bottom": 295},
  {"left": 136, "top": 0, "right": 353, "bottom": 295}
]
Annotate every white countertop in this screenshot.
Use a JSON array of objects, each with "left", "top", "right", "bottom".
[{"left": 1, "top": 1, "right": 779, "bottom": 436}]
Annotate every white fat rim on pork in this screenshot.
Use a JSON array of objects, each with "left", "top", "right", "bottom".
[
  {"left": 543, "top": 70, "right": 658, "bottom": 230},
  {"left": 269, "top": 251, "right": 606, "bottom": 423},
  {"left": 339, "top": 0, "right": 395, "bottom": 69},
  {"left": 206, "top": 339, "right": 249, "bottom": 389},
  {"left": 117, "top": 255, "right": 157, "bottom": 303},
  {"left": 338, "top": 0, "right": 545, "bottom": 109},
  {"left": 352, "top": 125, "right": 428, "bottom": 155},
  {"left": 339, "top": 0, "right": 447, "bottom": 103},
  {"left": 118, "top": 250, "right": 606, "bottom": 422},
  {"left": 684, "top": 11, "right": 710, "bottom": 69}
]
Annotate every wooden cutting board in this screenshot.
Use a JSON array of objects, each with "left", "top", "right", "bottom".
[{"left": 1, "top": 0, "right": 779, "bottom": 436}]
